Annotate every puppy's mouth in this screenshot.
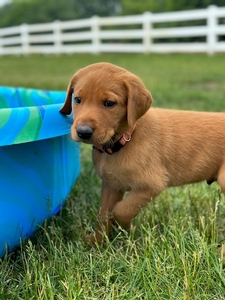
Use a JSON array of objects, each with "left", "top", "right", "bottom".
[
  {"left": 89, "top": 133, "right": 120, "bottom": 148},
  {"left": 73, "top": 125, "right": 117, "bottom": 147},
  {"left": 94, "top": 133, "right": 120, "bottom": 148}
]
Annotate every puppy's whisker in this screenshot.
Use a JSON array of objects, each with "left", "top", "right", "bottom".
[
  {"left": 112, "top": 133, "right": 123, "bottom": 142},
  {"left": 104, "top": 138, "right": 114, "bottom": 148},
  {"left": 104, "top": 133, "right": 124, "bottom": 148}
]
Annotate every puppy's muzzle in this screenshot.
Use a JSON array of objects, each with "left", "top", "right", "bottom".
[{"left": 76, "top": 125, "right": 94, "bottom": 140}]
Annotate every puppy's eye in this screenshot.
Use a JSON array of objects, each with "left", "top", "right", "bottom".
[
  {"left": 104, "top": 100, "right": 116, "bottom": 108},
  {"left": 74, "top": 97, "right": 81, "bottom": 104}
]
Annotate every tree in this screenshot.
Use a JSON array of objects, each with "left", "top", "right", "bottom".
[
  {"left": 0, "top": 0, "right": 224, "bottom": 28},
  {"left": 0, "top": 0, "right": 120, "bottom": 28},
  {"left": 120, "top": 0, "right": 225, "bottom": 15}
]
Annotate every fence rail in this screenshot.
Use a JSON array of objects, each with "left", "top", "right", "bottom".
[{"left": 0, "top": 5, "right": 225, "bottom": 56}]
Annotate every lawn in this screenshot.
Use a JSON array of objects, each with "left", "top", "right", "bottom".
[{"left": 1, "top": 53, "right": 225, "bottom": 299}]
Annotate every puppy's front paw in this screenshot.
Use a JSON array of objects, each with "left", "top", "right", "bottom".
[{"left": 85, "top": 231, "right": 104, "bottom": 246}]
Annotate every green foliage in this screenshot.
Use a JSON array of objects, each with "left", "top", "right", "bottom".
[
  {"left": 0, "top": 0, "right": 120, "bottom": 27},
  {"left": 121, "top": 0, "right": 225, "bottom": 15},
  {"left": 0, "top": 0, "right": 75, "bottom": 27},
  {"left": 0, "top": 0, "right": 225, "bottom": 28}
]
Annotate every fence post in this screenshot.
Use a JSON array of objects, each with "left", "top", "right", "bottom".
[
  {"left": 53, "top": 20, "right": 62, "bottom": 54},
  {"left": 20, "top": 23, "right": 29, "bottom": 55},
  {"left": 0, "top": 34, "right": 2, "bottom": 56},
  {"left": 207, "top": 5, "right": 218, "bottom": 55},
  {"left": 91, "top": 15, "right": 100, "bottom": 54},
  {"left": 143, "top": 12, "right": 152, "bottom": 54}
]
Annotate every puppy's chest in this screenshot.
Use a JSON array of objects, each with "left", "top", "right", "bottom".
[{"left": 95, "top": 155, "right": 135, "bottom": 191}]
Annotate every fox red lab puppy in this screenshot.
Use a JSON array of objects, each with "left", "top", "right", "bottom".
[{"left": 60, "top": 62, "right": 225, "bottom": 244}]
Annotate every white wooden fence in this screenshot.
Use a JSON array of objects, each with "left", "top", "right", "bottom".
[{"left": 0, "top": 5, "right": 225, "bottom": 56}]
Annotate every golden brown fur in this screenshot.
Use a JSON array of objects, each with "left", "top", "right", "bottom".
[{"left": 60, "top": 62, "right": 225, "bottom": 245}]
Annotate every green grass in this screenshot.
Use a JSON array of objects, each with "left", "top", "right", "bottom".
[{"left": 1, "top": 53, "right": 225, "bottom": 299}]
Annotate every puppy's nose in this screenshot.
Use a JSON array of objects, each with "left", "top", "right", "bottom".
[{"left": 76, "top": 125, "right": 93, "bottom": 139}]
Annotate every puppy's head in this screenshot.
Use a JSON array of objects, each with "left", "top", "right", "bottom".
[{"left": 60, "top": 62, "right": 152, "bottom": 146}]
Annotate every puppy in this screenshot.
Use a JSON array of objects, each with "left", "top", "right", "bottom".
[{"left": 60, "top": 62, "right": 225, "bottom": 244}]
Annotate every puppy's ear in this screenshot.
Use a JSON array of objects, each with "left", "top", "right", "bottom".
[
  {"left": 59, "top": 76, "right": 76, "bottom": 115},
  {"left": 124, "top": 74, "right": 153, "bottom": 127}
]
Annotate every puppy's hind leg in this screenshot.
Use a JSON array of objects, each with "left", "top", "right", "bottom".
[
  {"left": 217, "top": 163, "right": 225, "bottom": 195},
  {"left": 215, "top": 164, "right": 225, "bottom": 257}
]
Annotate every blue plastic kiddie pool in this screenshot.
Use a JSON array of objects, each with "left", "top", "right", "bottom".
[{"left": 0, "top": 87, "right": 80, "bottom": 257}]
